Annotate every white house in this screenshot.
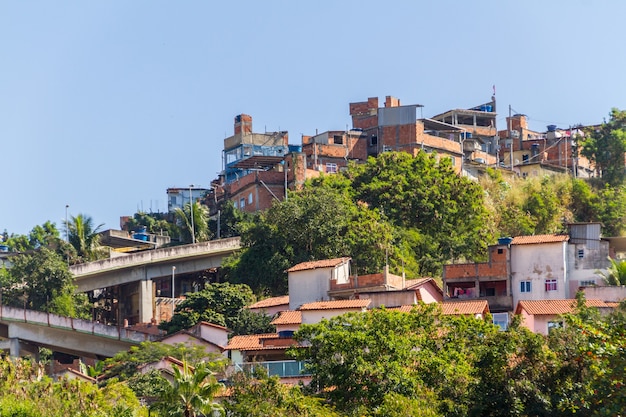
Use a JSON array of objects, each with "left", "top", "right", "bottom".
[
  {"left": 287, "top": 257, "right": 351, "bottom": 310},
  {"left": 510, "top": 234, "right": 570, "bottom": 307}
]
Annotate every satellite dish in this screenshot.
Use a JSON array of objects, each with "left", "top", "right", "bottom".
[{"left": 515, "top": 159, "right": 520, "bottom": 164}]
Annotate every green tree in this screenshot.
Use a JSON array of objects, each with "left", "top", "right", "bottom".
[
  {"left": 349, "top": 152, "right": 492, "bottom": 268},
  {"left": 158, "top": 282, "right": 256, "bottom": 334},
  {"left": 596, "top": 258, "right": 626, "bottom": 285},
  {"left": 124, "top": 211, "right": 177, "bottom": 238},
  {"left": 209, "top": 199, "right": 250, "bottom": 239},
  {"left": 291, "top": 304, "right": 491, "bottom": 416},
  {"left": 66, "top": 213, "right": 106, "bottom": 262},
  {"left": 175, "top": 201, "right": 210, "bottom": 243},
  {"left": 2, "top": 248, "right": 89, "bottom": 318},
  {"left": 101, "top": 341, "right": 221, "bottom": 381},
  {"left": 225, "top": 369, "right": 342, "bottom": 417},
  {"left": 223, "top": 182, "right": 394, "bottom": 295},
  {"left": 580, "top": 108, "right": 626, "bottom": 186},
  {"left": 151, "top": 360, "right": 223, "bottom": 417}
]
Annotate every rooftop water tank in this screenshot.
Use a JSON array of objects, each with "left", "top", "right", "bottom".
[{"left": 497, "top": 237, "right": 513, "bottom": 246}]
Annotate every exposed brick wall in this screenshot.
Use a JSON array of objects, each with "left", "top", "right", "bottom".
[{"left": 234, "top": 114, "right": 253, "bottom": 135}]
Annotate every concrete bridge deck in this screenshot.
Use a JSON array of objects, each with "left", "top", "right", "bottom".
[
  {"left": 71, "top": 237, "right": 241, "bottom": 292},
  {"left": 0, "top": 305, "right": 159, "bottom": 358}
]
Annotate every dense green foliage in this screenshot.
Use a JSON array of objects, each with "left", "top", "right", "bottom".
[
  {"left": 1, "top": 247, "right": 90, "bottom": 317},
  {"left": 150, "top": 360, "right": 223, "bottom": 417},
  {"left": 158, "top": 282, "right": 261, "bottom": 334},
  {"left": 66, "top": 213, "right": 107, "bottom": 262},
  {"left": 0, "top": 357, "right": 145, "bottom": 416},
  {"left": 287, "top": 298, "right": 626, "bottom": 417},
  {"left": 580, "top": 108, "right": 626, "bottom": 186}
]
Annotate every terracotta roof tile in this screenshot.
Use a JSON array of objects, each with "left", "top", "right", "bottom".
[
  {"left": 247, "top": 295, "right": 290, "bottom": 310},
  {"left": 511, "top": 234, "right": 569, "bottom": 245},
  {"left": 299, "top": 299, "right": 371, "bottom": 310},
  {"left": 287, "top": 257, "right": 351, "bottom": 273},
  {"left": 198, "top": 321, "right": 231, "bottom": 331},
  {"left": 516, "top": 299, "right": 609, "bottom": 315},
  {"left": 441, "top": 300, "right": 489, "bottom": 315},
  {"left": 225, "top": 334, "right": 283, "bottom": 351},
  {"left": 271, "top": 310, "right": 302, "bottom": 325},
  {"left": 390, "top": 305, "right": 415, "bottom": 313}
]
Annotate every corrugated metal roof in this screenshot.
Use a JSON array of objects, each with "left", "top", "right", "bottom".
[
  {"left": 299, "top": 299, "right": 371, "bottom": 310},
  {"left": 247, "top": 295, "right": 289, "bottom": 309},
  {"left": 287, "top": 257, "right": 351, "bottom": 273},
  {"left": 516, "top": 299, "right": 609, "bottom": 315},
  {"left": 441, "top": 300, "right": 489, "bottom": 315},
  {"left": 511, "top": 234, "right": 569, "bottom": 245},
  {"left": 271, "top": 310, "right": 302, "bottom": 325}
]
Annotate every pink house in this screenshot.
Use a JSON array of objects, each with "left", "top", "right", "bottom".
[{"left": 515, "top": 299, "right": 612, "bottom": 335}]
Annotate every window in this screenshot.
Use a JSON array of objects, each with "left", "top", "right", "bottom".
[
  {"left": 522, "top": 154, "right": 529, "bottom": 163},
  {"left": 333, "top": 135, "right": 344, "bottom": 145},
  {"left": 548, "top": 320, "right": 563, "bottom": 333},
  {"left": 497, "top": 248, "right": 504, "bottom": 254},
  {"left": 248, "top": 193, "right": 253, "bottom": 204},
  {"left": 485, "top": 287, "right": 496, "bottom": 297},
  {"left": 233, "top": 200, "right": 238, "bottom": 209},
  {"left": 326, "top": 163, "right": 338, "bottom": 173},
  {"left": 545, "top": 279, "right": 557, "bottom": 291},
  {"left": 578, "top": 249, "right": 584, "bottom": 259},
  {"left": 240, "top": 198, "right": 245, "bottom": 208},
  {"left": 370, "top": 135, "right": 378, "bottom": 146},
  {"left": 580, "top": 280, "right": 595, "bottom": 287},
  {"left": 492, "top": 313, "right": 509, "bottom": 331},
  {"left": 520, "top": 281, "right": 532, "bottom": 293}
]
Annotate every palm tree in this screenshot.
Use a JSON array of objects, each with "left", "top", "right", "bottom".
[
  {"left": 65, "top": 213, "right": 105, "bottom": 262},
  {"left": 597, "top": 258, "right": 626, "bottom": 286},
  {"left": 152, "top": 360, "right": 223, "bottom": 417},
  {"left": 175, "top": 202, "right": 210, "bottom": 244}
]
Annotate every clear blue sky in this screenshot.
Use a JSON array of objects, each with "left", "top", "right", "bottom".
[{"left": 2, "top": 1, "right": 625, "bottom": 235}]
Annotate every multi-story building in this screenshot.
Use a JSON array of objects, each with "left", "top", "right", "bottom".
[
  {"left": 348, "top": 95, "right": 496, "bottom": 175},
  {"left": 443, "top": 223, "right": 610, "bottom": 314},
  {"left": 206, "top": 114, "right": 307, "bottom": 214},
  {"left": 497, "top": 114, "right": 594, "bottom": 178}
]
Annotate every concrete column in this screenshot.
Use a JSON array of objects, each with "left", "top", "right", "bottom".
[
  {"left": 138, "top": 279, "right": 154, "bottom": 324},
  {"left": 9, "top": 338, "right": 20, "bottom": 357}
]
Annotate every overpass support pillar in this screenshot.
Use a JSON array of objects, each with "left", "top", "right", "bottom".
[
  {"left": 9, "top": 338, "right": 20, "bottom": 357},
  {"left": 138, "top": 279, "right": 154, "bottom": 324}
]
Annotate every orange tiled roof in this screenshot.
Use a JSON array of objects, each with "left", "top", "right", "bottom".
[
  {"left": 511, "top": 234, "right": 569, "bottom": 245},
  {"left": 299, "top": 299, "right": 371, "bottom": 310},
  {"left": 441, "top": 300, "right": 489, "bottom": 315},
  {"left": 271, "top": 310, "right": 302, "bottom": 325},
  {"left": 287, "top": 257, "right": 351, "bottom": 273},
  {"left": 390, "top": 305, "right": 415, "bottom": 313},
  {"left": 225, "top": 333, "right": 288, "bottom": 351},
  {"left": 247, "top": 295, "right": 289, "bottom": 309},
  {"left": 516, "top": 299, "right": 609, "bottom": 315}
]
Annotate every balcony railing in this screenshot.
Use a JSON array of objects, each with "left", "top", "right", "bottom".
[{"left": 234, "top": 360, "right": 309, "bottom": 378}]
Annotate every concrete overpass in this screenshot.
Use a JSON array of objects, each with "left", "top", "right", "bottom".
[
  {"left": 70, "top": 237, "right": 241, "bottom": 324},
  {"left": 0, "top": 305, "right": 159, "bottom": 358}
]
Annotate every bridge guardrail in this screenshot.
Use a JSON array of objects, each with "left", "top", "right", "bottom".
[{"left": 0, "top": 304, "right": 159, "bottom": 343}]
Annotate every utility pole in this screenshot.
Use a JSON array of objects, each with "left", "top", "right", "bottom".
[{"left": 508, "top": 105, "right": 513, "bottom": 171}]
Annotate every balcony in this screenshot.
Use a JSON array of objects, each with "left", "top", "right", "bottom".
[{"left": 234, "top": 360, "right": 309, "bottom": 378}]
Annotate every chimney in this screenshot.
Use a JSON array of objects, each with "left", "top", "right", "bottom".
[
  {"left": 385, "top": 96, "right": 401, "bottom": 108},
  {"left": 234, "top": 114, "right": 253, "bottom": 135}
]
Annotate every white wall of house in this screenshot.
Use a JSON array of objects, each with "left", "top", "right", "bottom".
[
  {"left": 198, "top": 323, "right": 230, "bottom": 348},
  {"left": 301, "top": 308, "right": 364, "bottom": 325},
  {"left": 511, "top": 242, "right": 568, "bottom": 307},
  {"left": 288, "top": 263, "right": 350, "bottom": 310},
  {"left": 566, "top": 243, "right": 610, "bottom": 297}
]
